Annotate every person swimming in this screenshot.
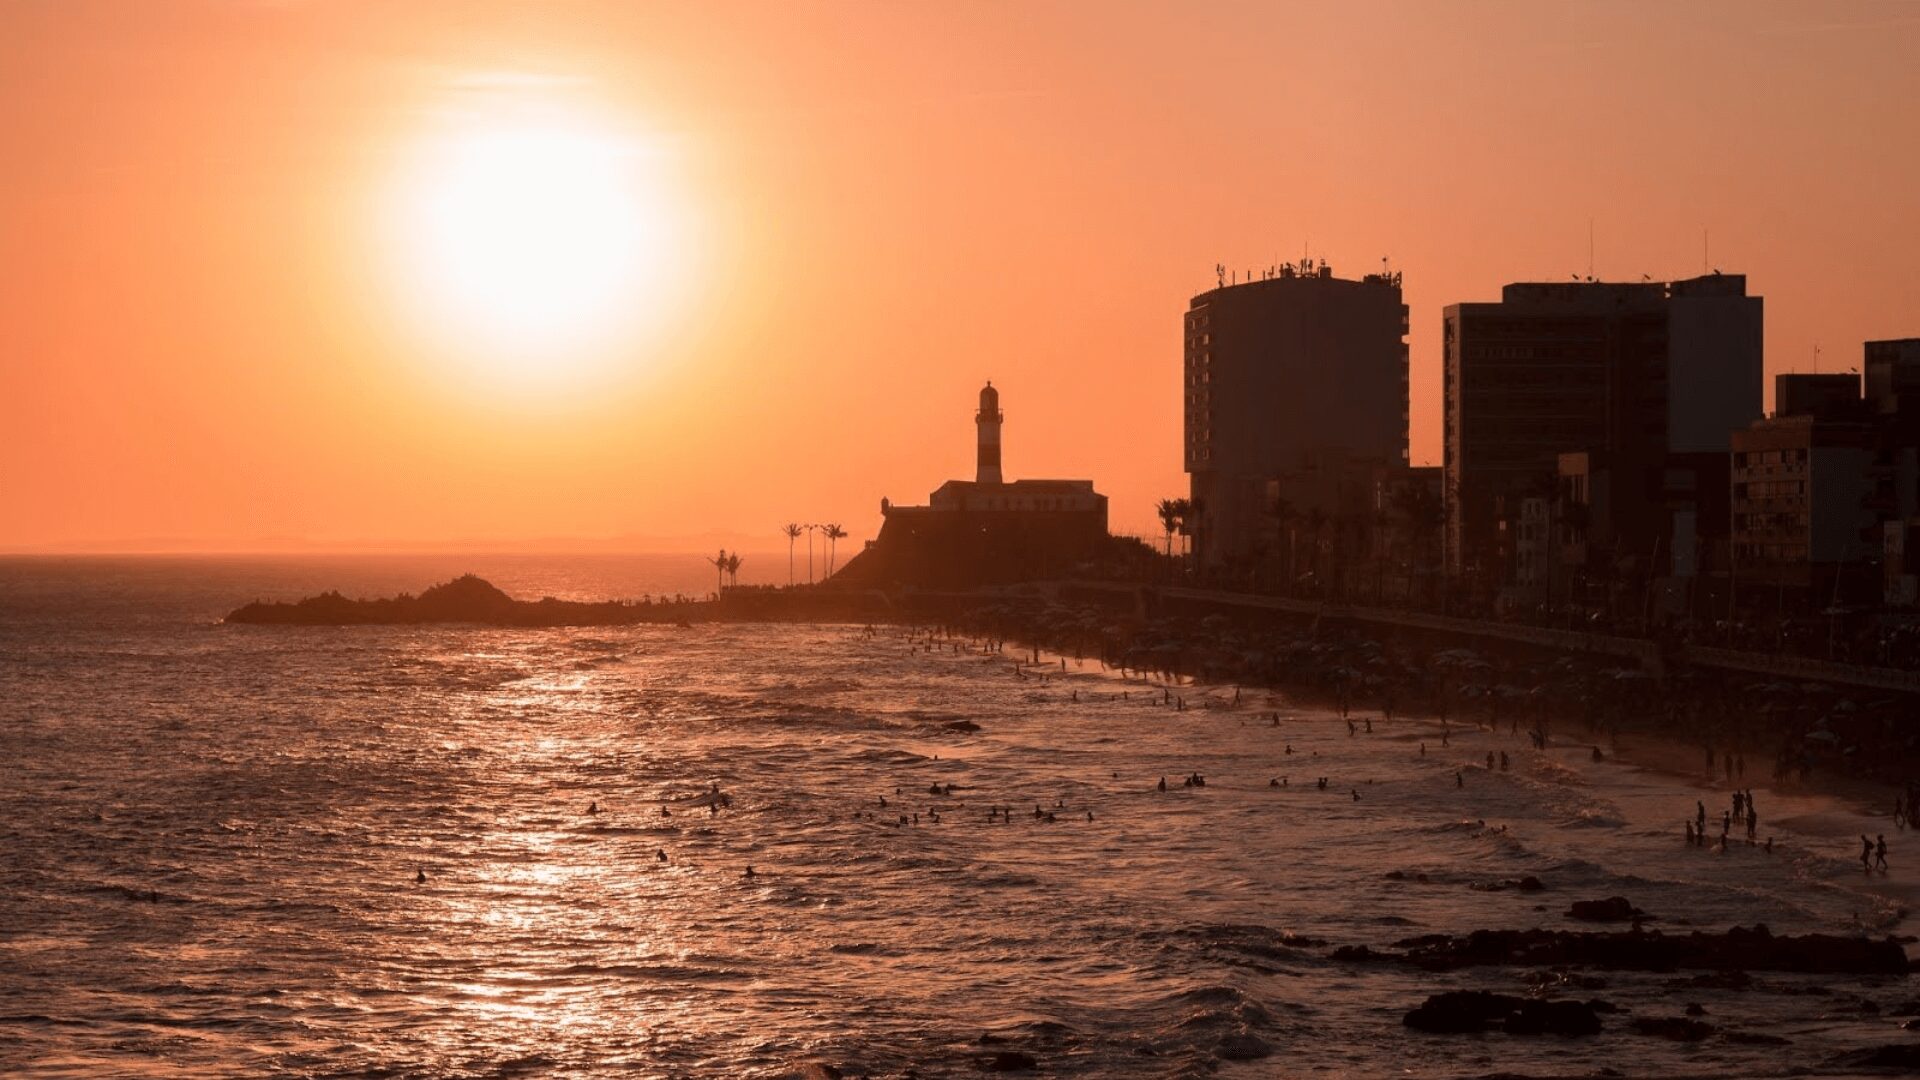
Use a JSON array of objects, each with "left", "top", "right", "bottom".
[
  {"left": 1158, "top": 776, "right": 1167, "bottom": 792},
  {"left": 656, "top": 848, "right": 668, "bottom": 862},
  {"left": 586, "top": 801, "right": 598, "bottom": 815},
  {"left": 744, "top": 865, "right": 756, "bottom": 879},
  {"left": 415, "top": 868, "right": 426, "bottom": 884}
]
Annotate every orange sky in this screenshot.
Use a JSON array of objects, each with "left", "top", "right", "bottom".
[{"left": 4, "top": 1, "right": 1917, "bottom": 553}]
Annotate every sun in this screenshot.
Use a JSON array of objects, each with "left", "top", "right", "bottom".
[{"left": 384, "top": 99, "right": 687, "bottom": 394}]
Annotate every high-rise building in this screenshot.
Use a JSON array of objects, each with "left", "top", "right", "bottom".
[
  {"left": 1865, "top": 338, "right": 1920, "bottom": 415},
  {"left": 1183, "top": 261, "right": 1408, "bottom": 570},
  {"left": 1442, "top": 274, "right": 1761, "bottom": 579}
]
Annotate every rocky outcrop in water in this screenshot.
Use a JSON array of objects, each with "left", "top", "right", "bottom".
[
  {"left": 1337, "top": 924, "right": 1907, "bottom": 975},
  {"left": 224, "top": 575, "right": 699, "bottom": 627},
  {"left": 1404, "top": 991, "right": 1604, "bottom": 1036},
  {"left": 1565, "top": 896, "right": 1646, "bottom": 922}
]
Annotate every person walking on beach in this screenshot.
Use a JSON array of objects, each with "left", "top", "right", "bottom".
[
  {"left": 1876, "top": 835, "right": 1889, "bottom": 872},
  {"left": 1685, "top": 820, "right": 1695, "bottom": 846},
  {"left": 1696, "top": 801, "right": 1707, "bottom": 833},
  {"left": 1456, "top": 770, "right": 1464, "bottom": 789},
  {"left": 1863, "top": 835, "right": 1875, "bottom": 872},
  {"left": 1746, "top": 807, "right": 1757, "bottom": 841}
]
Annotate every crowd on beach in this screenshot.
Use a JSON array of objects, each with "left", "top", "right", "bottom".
[{"left": 856, "top": 607, "right": 1920, "bottom": 890}]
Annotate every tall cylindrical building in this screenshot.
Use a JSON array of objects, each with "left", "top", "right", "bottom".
[{"left": 976, "top": 382, "right": 1003, "bottom": 484}]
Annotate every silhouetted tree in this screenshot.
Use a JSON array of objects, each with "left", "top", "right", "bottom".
[
  {"left": 724, "top": 551, "right": 743, "bottom": 587},
  {"left": 1156, "top": 498, "right": 1180, "bottom": 561},
  {"left": 821, "top": 523, "right": 847, "bottom": 578},
  {"left": 1170, "top": 498, "right": 1194, "bottom": 563},
  {"left": 708, "top": 548, "right": 728, "bottom": 596},
  {"left": 783, "top": 523, "right": 803, "bottom": 586}
]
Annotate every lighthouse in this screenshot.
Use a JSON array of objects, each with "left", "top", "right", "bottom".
[{"left": 975, "top": 381, "right": 1003, "bottom": 484}]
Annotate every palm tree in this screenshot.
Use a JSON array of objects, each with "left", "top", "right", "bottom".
[
  {"left": 821, "top": 523, "right": 847, "bottom": 578},
  {"left": 1170, "top": 498, "right": 1194, "bottom": 559},
  {"left": 1155, "top": 498, "right": 1180, "bottom": 560},
  {"left": 783, "top": 523, "right": 803, "bottom": 586},
  {"left": 707, "top": 548, "right": 728, "bottom": 596},
  {"left": 805, "top": 524, "right": 816, "bottom": 585},
  {"left": 724, "top": 551, "right": 743, "bottom": 587}
]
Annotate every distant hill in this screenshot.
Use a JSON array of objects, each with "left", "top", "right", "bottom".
[{"left": 225, "top": 574, "right": 699, "bottom": 627}]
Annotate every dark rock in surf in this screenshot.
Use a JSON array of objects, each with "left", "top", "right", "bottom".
[
  {"left": 1353, "top": 925, "right": 1907, "bottom": 975},
  {"left": 1834, "top": 1044, "right": 1920, "bottom": 1069},
  {"left": 1566, "top": 896, "right": 1644, "bottom": 922},
  {"left": 1403, "top": 991, "right": 1602, "bottom": 1036},
  {"left": 981, "top": 1050, "right": 1037, "bottom": 1071}
]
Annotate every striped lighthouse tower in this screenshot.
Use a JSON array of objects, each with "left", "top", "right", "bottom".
[{"left": 975, "top": 381, "right": 1003, "bottom": 484}]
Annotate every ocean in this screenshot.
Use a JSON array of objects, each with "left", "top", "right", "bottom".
[{"left": 1, "top": 555, "right": 1914, "bottom": 1078}]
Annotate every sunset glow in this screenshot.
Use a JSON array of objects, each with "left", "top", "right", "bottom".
[{"left": 384, "top": 99, "right": 686, "bottom": 392}]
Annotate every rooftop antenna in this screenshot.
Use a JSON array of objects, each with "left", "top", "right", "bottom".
[
  {"left": 1702, "top": 229, "right": 1709, "bottom": 275},
  {"left": 1216, "top": 263, "right": 1225, "bottom": 288},
  {"left": 1813, "top": 343, "right": 1821, "bottom": 374}
]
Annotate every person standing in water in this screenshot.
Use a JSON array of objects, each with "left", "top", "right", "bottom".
[
  {"left": 1863, "top": 835, "right": 1875, "bottom": 872},
  {"left": 1876, "top": 835, "right": 1889, "bottom": 872}
]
